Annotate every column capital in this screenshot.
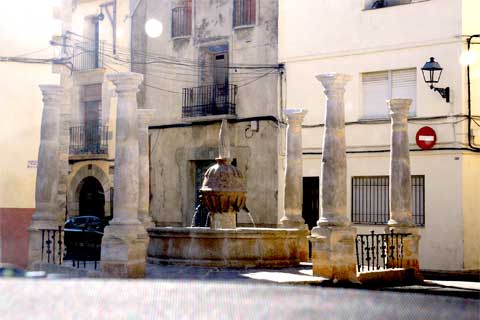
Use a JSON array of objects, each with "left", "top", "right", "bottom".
[
  {"left": 39, "top": 85, "right": 64, "bottom": 105},
  {"left": 388, "top": 99, "right": 412, "bottom": 116},
  {"left": 315, "top": 73, "right": 352, "bottom": 91},
  {"left": 107, "top": 72, "right": 143, "bottom": 94},
  {"left": 284, "top": 108, "right": 308, "bottom": 122},
  {"left": 137, "top": 109, "right": 155, "bottom": 127}
]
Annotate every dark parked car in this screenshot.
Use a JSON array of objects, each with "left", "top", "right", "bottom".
[
  {"left": 64, "top": 216, "right": 106, "bottom": 261},
  {"left": 64, "top": 215, "right": 106, "bottom": 232}
]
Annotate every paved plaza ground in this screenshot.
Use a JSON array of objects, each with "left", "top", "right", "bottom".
[{"left": 0, "top": 263, "right": 478, "bottom": 319}]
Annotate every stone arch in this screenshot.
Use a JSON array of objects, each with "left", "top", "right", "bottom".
[{"left": 67, "top": 164, "right": 112, "bottom": 218}]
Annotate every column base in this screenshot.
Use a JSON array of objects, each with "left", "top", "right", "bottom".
[
  {"left": 280, "top": 215, "right": 308, "bottom": 230},
  {"left": 100, "top": 223, "right": 148, "bottom": 278},
  {"left": 210, "top": 212, "right": 236, "bottom": 229},
  {"left": 386, "top": 226, "right": 422, "bottom": 279},
  {"left": 309, "top": 225, "right": 359, "bottom": 283}
]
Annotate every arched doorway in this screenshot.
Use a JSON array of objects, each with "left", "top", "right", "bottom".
[{"left": 79, "top": 177, "right": 105, "bottom": 218}]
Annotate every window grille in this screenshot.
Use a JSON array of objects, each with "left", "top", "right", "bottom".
[
  {"left": 233, "top": 0, "right": 256, "bottom": 27},
  {"left": 351, "top": 175, "right": 425, "bottom": 226}
]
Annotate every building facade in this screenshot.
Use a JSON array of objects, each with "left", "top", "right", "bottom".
[
  {"left": 280, "top": 0, "right": 480, "bottom": 271},
  {"left": 131, "top": 0, "right": 283, "bottom": 227}
]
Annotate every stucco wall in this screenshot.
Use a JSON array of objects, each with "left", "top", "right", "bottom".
[
  {"left": 150, "top": 120, "right": 279, "bottom": 227},
  {"left": 279, "top": 0, "right": 461, "bottom": 61}
]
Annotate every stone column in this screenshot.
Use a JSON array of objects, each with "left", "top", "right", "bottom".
[
  {"left": 386, "top": 99, "right": 421, "bottom": 275},
  {"left": 280, "top": 109, "right": 308, "bottom": 229},
  {"left": 28, "top": 85, "right": 64, "bottom": 267},
  {"left": 310, "top": 74, "right": 358, "bottom": 282},
  {"left": 137, "top": 109, "right": 155, "bottom": 229},
  {"left": 101, "top": 72, "right": 148, "bottom": 278}
]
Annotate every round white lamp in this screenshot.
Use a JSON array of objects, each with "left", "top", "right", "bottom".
[{"left": 145, "top": 19, "right": 163, "bottom": 38}]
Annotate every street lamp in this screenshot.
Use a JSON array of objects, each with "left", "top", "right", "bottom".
[
  {"left": 145, "top": 18, "right": 163, "bottom": 38},
  {"left": 421, "top": 57, "right": 450, "bottom": 103}
]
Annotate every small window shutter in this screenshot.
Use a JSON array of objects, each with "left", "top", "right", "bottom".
[
  {"left": 362, "top": 71, "right": 389, "bottom": 118},
  {"left": 392, "top": 68, "right": 417, "bottom": 115}
]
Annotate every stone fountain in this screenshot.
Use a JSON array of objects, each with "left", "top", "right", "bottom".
[{"left": 147, "top": 120, "right": 308, "bottom": 268}]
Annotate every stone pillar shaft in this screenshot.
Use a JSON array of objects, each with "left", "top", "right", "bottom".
[
  {"left": 28, "top": 85, "right": 64, "bottom": 266},
  {"left": 111, "top": 74, "right": 142, "bottom": 225},
  {"left": 310, "top": 74, "right": 357, "bottom": 282},
  {"left": 388, "top": 99, "right": 413, "bottom": 227},
  {"left": 386, "top": 99, "right": 421, "bottom": 276},
  {"left": 317, "top": 74, "right": 351, "bottom": 227},
  {"left": 138, "top": 109, "right": 154, "bottom": 228},
  {"left": 101, "top": 72, "right": 147, "bottom": 278},
  {"left": 281, "top": 109, "right": 307, "bottom": 228}
]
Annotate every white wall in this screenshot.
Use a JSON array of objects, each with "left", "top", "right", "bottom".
[
  {"left": 280, "top": 0, "right": 477, "bottom": 270},
  {"left": 305, "top": 152, "right": 465, "bottom": 270}
]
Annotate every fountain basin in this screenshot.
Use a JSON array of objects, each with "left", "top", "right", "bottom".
[{"left": 147, "top": 227, "right": 308, "bottom": 268}]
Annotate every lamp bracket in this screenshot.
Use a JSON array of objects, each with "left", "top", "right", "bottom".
[{"left": 432, "top": 86, "right": 450, "bottom": 103}]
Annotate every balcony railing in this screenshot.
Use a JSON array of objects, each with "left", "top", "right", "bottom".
[
  {"left": 182, "top": 84, "right": 237, "bottom": 118},
  {"left": 72, "top": 40, "right": 104, "bottom": 72},
  {"left": 172, "top": 5, "right": 192, "bottom": 38},
  {"left": 70, "top": 124, "right": 109, "bottom": 155}
]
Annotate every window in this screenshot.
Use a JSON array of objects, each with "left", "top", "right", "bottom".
[
  {"left": 233, "top": 0, "right": 256, "bottom": 28},
  {"left": 362, "top": 68, "right": 416, "bottom": 119},
  {"left": 172, "top": 0, "right": 192, "bottom": 38},
  {"left": 351, "top": 175, "right": 425, "bottom": 226},
  {"left": 364, "top": 0, "right": 416, "bottom": 10}
]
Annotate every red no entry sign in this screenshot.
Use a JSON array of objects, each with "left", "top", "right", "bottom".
[{"left": 416, "top": 126, "right": 437, "bottom": 150}]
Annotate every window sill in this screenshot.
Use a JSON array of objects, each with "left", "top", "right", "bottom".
[
  {"left": 362, "top": 0, "right": 430, "bottom": 12},
  {"left": 183, "top": 114, "right": 237, "bottom": 123},
  {"left": 172, "top": 35, "right": 191, "bottom": 40},
  {"left": 358, "top": 114, "right": 417, "bottom": 122},
  {"left": 233, "top": 24, "right": 255, "bottom": 31}
]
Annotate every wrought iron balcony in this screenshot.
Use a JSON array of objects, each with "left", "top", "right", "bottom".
[
  {"left": 172, "top": 5, "right": 192, "bottom": 38},
  {"left": 182, "top": 84, "right": 237, "bottom": 118},
  {"left": 72, "top": 40, "right": 104, "bottom": 72},
  {"left": 69, "top": 124, "right": 109, "bottom": 155}
]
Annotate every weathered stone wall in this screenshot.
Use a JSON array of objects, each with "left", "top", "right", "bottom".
[
  {"left": 150, "top": 120, "right": 279, "bottom": 227},
  {"left": 131, "top": 0, "right": 280, "bottom": 122}
]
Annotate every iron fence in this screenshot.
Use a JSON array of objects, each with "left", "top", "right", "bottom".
[
  {"left": 233, "top": 0, "right": 256, "bottom": 27},
  {"left": 39, "top": 227, "right": 64, "bottom": 265},
  {"left": 70, "top": 124, "right": 109, "bottom": 155},
  {"left": 355, "top": 230, "right": 409, "bottom": 272},
  {"left": 39, "top": 227, "right": 102, "bottom": 270},
  {"left": 172, "top": 5, "right": 192, "bottom": 38},
  {"left": 182, "top": 84, "right": 237, "bottom": 118},
  {"left": 72, "top": 41, "right": 105, "bottom": 71}
]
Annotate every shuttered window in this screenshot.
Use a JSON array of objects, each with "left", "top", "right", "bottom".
[{"left": 362, "top": 68, "right": 416, "bottom": 119}]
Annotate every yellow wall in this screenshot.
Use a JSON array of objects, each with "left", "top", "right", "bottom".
[
  {"left": 0, "top": 1, "right": 60, "bottom": 208},
  {"left": 463, "top": 154, "right": 480, "bottom": 269}
]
